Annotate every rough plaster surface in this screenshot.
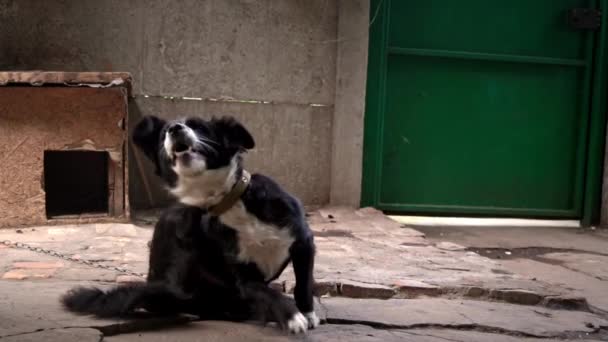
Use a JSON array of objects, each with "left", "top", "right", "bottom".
[
  {"left": 1, "top": 0, "right": 338, "bottom": 103},
  {"left": 330, "top": 0, "right": 369, "bottom": 206},
  {"left": 129, "top": 97, "right": 332, "bottom": 209},
  {"left": 0, "top": 87, "right": 127, "bottom": 227},
  {"left": 0, "top": 0, "right": 341, "bottom": 208},
  {"left": 140, "top": 0, "right": 337, "bottom": 104},
  {"left": 0, "top": 1, "right": 144, "bottom": 91}
]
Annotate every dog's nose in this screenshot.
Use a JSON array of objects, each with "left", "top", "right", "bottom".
[{"left": 168, "top": 123, "right": 184, "bottom": 135}]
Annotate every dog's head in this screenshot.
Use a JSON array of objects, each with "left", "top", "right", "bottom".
[{"left": 132, "top": 115, "right": 255, "bottom": 188}]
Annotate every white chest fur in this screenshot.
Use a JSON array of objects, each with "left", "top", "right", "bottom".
[
  {"left": 170, "top": 161, "right": 237, "bottom": 208},
  {"left": 219, "top": 201, "right": 294, "bottom": 281}
]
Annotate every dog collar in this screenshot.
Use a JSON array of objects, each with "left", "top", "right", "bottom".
[{"left": 208, "top": 170, "right": 251, "bottom": 216}]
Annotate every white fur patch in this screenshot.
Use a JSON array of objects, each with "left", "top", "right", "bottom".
[
  {"left": 219, "top": 201, "right": 294, "bottom": 281},
  {"left": 163, "top": 130, "right": 174, "bottom": 155},
  {"left": 173, "top": 152, "right": 208, "bottom": 177},
  {"left": 287, "top": 312, "right": 308, "bottom": 334},
  {"left": 170, "top": 157, "right": 238, "bottom": 207},
  {"left": 163, "top": 123, "right": 197, "bottom": 156},
  {"left": 304, "top": 311, "right": 320, "bottom": 329}
]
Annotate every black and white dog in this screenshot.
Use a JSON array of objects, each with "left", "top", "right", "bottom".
[{"left": 62, "top": 115, "right": 319, "bottom": 334}]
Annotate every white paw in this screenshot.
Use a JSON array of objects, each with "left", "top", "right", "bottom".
[
  {"left": 287, "top": 312, "right": 308, "bottom": 334},
  {"left": 304, "top": 311, "right": 320, "bottom": 329}
]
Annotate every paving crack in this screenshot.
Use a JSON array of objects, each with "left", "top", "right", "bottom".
[
  {"left": 0, "top": 327, "right": 102, "bottom": 340},
  {"left": 467, "top": 247, "right": 608, "bottom": 259},
  {"left": 537, "top": 260, "right": 608, "bottom": 283},
  {"left": 400, "top": 330, "right": 464, "bottom": 342},
  {"left": 0, "top": 315, "right": 193, "bottom": 340},
  {"left": 94, "top": 315, "right": 194, "bottom": 336},
  {"left": 318, "top": 296, "right": 330, "bottom": 324},
  {"left": 334, "top": 278, "right": 597, "bottom": 314},
  {"left": 457, "top": 312, "right": 474, "bottom": 324},
  {"left": 324, "top": 318, "right": 607, "bottom": 340},
  {"left": 589, "top": 305, "right": 608, "bottom": 319},
  {"left": 0, "top": 328, "right": 46, "bottom": 339}
]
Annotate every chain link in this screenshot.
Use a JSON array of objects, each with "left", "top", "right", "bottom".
[{"left": 2, "top": 239, "right": 146, "bottom": 278}]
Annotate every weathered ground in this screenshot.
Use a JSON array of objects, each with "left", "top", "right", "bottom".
[{"left": 0, "top": 207, "right": 606, "bottom": 341}]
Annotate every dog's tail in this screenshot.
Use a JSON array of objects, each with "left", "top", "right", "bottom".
[{"left": 61, "top": 282, "right": 188, "bottom": 318}]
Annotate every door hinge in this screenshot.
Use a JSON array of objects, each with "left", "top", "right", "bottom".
[{"left": 567, "top": 8, "right": 602, "bottom": 30}]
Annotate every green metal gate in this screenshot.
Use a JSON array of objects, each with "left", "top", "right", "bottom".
[{"left": 362, "top": 0, "right": 608, "bottom": 224}]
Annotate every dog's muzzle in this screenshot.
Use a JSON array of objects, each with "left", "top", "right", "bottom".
[{"left": 167, "top": 124, "right": 192, "bottom": 153}]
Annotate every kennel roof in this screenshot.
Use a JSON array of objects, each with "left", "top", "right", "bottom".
[{"left": 0, "top": 71, "right": 132, "bottom": 96}]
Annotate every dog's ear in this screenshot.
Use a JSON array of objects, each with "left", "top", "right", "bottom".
[
  {"left": 132, "top": 115, "right": 167, "bottom": 161},
  {"left": 213, "top": 116, "right": 255, "bottom": 151}
]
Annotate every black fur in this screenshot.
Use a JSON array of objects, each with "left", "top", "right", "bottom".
[
  {"left": 61, "top": 205, "right": 301, "bottom": 327},
  {"left": 131, "top": 116, "right": 255, "bottom": 187},
  {"left": 61, "top": 283, "right": 188, "bottom": 318},
  {"left": 62, "top": 115, "right": 317, "bottom": 332}
]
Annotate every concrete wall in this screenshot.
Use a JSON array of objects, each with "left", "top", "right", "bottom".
[
  {"left": 0, "top": 0, "right": 343, "bottom": 209},
  {"left": 129, "top": 97, "right": 332, "bottom": 208},
  {"left": 330, "top": 0, "right": 369, "bottom": 206},
  {"left": 600, "top": 135, "right": 608, "bottom": 227}
]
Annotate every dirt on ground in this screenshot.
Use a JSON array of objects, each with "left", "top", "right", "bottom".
[{"left": 0, "top": 207, "right": 607, "bottom": 341}]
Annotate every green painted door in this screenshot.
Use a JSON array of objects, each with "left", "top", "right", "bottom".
[{"left": 363, "top": 0, "right": 608, "bottom": 220}]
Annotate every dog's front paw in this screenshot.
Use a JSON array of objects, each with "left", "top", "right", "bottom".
[
  {"left": 304, "top": 311, "right": 320, "bottom": 329},
  {"left": 287, "top": 312, "right": 308, "bottom": 334}
]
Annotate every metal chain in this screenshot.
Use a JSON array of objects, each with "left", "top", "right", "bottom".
[{"left": 1, "top": 239, "right": 146, "bottom": 278}]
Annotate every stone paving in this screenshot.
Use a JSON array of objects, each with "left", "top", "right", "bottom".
[
  {"left": 418, "top": 225, "right": 608, "bottom": 315},
  {"left": 0, "top": 207, "right": 606, "bottom": 341}
]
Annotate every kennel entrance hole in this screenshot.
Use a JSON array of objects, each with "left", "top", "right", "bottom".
[{"left": 44, "top": 150, "right": 109, "bottom": 218}]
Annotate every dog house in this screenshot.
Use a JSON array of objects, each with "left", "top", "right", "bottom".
[{"left": 0, "top": 72, "right": 131, "bottom": 228}]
